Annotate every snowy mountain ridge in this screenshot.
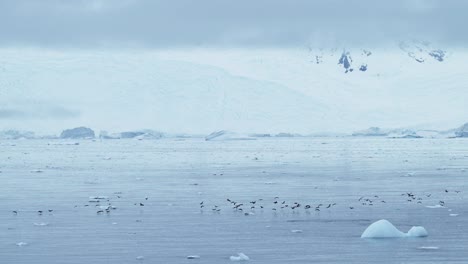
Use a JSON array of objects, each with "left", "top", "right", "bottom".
[{"left": 0, "top": 41, "right": 466, "bottom": 134}]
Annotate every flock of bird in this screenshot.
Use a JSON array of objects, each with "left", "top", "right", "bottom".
[
  {"left": 198, "top": 189, "right": 462, "bottom": 214},
  {"left": 9, "top": 189, "right": 461, "bottom": 216}
]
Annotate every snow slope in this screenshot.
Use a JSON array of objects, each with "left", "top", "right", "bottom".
[{"left": 0, "top": 42, "right": 467, "bottom": 134}]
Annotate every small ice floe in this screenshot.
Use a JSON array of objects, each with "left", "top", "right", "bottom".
[
  {"left": 16, "top": 242, "right": 28, "bottom": 247},
  {"left": 102, "top": 157, "right": 112, "bottom": 160},
  {"left": 417, "top": 246, "right": 439, "bottom": 250},
  {"left": 244, "top": 212, "right": 255, "bottom": 216},
  {"left": 135, "top": 177, "right": 144, "bottom": 181},
  {"left": 136, "top": 256, "right": 144, "bottom": 260},
  {"left": 230, "top": 253, "right": 250, "bottom": 261},
  {"left": 291, "top": 229, "right": 303, "bottom": 233},
  {"left": 361, "top": 219, "right": 428, "bottom": 238},
  {"left": 450, "top": 214, "right": 459, "bottom": 217},
  {"left": 404, "top": 172, "right": 415, "bottom": 177},
  {"left": 112, "top": 222, "right": 118, "bottom": 225},
  {"left": 99, "top": 205, "right": 111, "bottom": 210},
  {"left": 426, "top": 205, "right": 444, "bottom": 209},
  {"left": 33, "top": 222, "right": 49, "bottom": 226},
  {"left": 187, "top": 255, "right": 201, "bottom": 259}
]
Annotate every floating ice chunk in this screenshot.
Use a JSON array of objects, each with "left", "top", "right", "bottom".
[
  {"left": 361, "top": 220, "right": 405, "bottom": 238},
  {"left": 418, "top": 246, "right": 439, "bottom": 250},
  {"left": 187, "top": 255, "right": 200, "bottom": 259},
  {"left": 16, "top": 242, "right": 28, "bottom": 247},
  {"left": 230, "top": 253, "right": 250, "bottom": 261},
  {"left": 136, "top": 256, "right": 144, "bottom": 260},
  {"left": 450, "top": 214, "right": 459, "bottom": 217},
  {"left": 361, "top": 219, "right": 428, "bottom": 238},
  {"left": 33, "top": 222, "right": 49, "bottom": 226},
  {"left": 291, "top": 229, "right": 303, "bottom": 233},
  {"left": 426, "top": 205, "right": 443, "bottom": 209},
  {"left": 407, "top": 226, "right": 428, "bottom": 237}
]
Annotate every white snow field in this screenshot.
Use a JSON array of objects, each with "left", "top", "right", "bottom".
[
  {"left": 0, "top": 137, "right": 467, "bottom": 263},
  {"left": 1, "top": 44, "right": 468, "bottom": 135}
]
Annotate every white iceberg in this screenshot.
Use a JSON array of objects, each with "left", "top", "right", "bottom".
[
  {"left": 361, "top": 219, "right": 428, "bottom": 238},
  {"left": 33, "top": 222, "right": 49, "bottom": 226},
  {"left": 407, "top": 226, "right": 428, "bottom": 237},
  {"left": 426, "top": 205, "right": 444, "bottom": 209},
  {"left": 60, "top": 127, "right": 95, "bottom": 139},
  {"left": 418, "top": 246, "right": 439, "bottom": 250},
  {"left": 205, "top": 131, "right": 255, "bottom": 141},
  {"left": 291, "top": 229, "right": 303, "bottom": 233},
  {"left": 230, "top": 253, "right": 250, "bottom": 261},
  {"left": 352, "top": 127, "right": 388, "bottom": 137}
]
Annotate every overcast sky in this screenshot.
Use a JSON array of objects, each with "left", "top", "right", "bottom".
[{"left": 0, "top": 0, "right": 466, "bottom": 48}]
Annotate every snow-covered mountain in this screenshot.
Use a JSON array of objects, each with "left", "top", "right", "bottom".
[{"left": 0, "top": 42, "right": 466, "bottom": 135}]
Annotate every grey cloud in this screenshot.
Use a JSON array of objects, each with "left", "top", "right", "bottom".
[
  {"left": 0, "top": 0, "right": 466, "bottom": 48},
  {"left": 0, "top": 106, "right": 79, "bottom": 120}
]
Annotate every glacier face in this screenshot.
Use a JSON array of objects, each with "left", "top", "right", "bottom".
[{"left": 0, "top": 43, "right": 467, "bottom": 135}]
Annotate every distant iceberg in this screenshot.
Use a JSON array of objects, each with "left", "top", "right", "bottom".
[
  {"left": 60, "top": 127, "right": 95, "bottom": 139},
  {"left": 454, "top": 123, "right": 468, "bottom": 138},
  {"left": 387, "top": 129, "right": 423, "bottom": 139},
  {"left": 352, "top": 127, "right": 388, "bottom": 137},
  {"left": 99, "top": 130, "right": 163, "bottom": 139},
  {"left": 205, "top": 131, "right": 256, "bottom": 141},
  {"left": 0, "top": 130, "right": 35, "bottom": 139},
  {"left": 275, "top": 132, "right": 302, "bottom": 137}
]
